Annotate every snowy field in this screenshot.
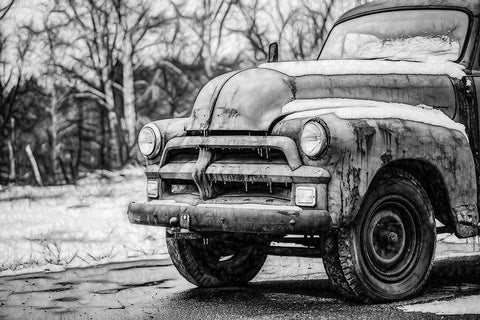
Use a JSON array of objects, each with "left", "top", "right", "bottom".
[
  {"left": 0, "top": 166, "right": 167, "bottom": 276},
  {"left": 0, "top": 166, "right": 479, "bottom": 276}
]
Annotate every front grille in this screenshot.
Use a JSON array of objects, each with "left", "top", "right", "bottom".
[
  {"left": 156, "top": 135, "right": 308, "bottom": 204},
  {"left": 166, "top": 180, "right": 292, "bottom": 206},
  {"left": 167, "top": 148, "right": 198, "bottom": 163},
  {"left": 164, "top": 147, "right": 287, "bottom": 166},
  {"left": 161, "top": 147, "right": 292, "bottom": 204},
  {"left": 169, "top": 180, "right": 291, "bottom": 198}
]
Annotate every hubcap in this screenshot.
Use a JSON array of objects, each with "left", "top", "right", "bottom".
[{"left": 361, "top": 197, "right": 418, "bottom": 283}]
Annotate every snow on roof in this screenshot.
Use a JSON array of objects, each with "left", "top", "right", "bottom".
[
  {"left": 282, "top": 98, "right": 467, "bottom": 138},
  {"left": 258, "top": 60, "right": 466, "bottom": 79}
]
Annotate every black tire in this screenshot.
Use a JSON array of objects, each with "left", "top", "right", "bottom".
[
  {"left": 166, "top": 232, "right": 268, "bottom": 287},
  {"left": 323, "top": 168, "right": 436, "bottom": 302}
]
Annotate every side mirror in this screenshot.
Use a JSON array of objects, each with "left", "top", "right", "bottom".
[{"left": 268, "top": 42, "right": 278, "bottom": 63}]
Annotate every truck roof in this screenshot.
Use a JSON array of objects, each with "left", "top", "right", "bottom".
[{"left": 339, "top": 0, "right": 480, "bottom": 22}]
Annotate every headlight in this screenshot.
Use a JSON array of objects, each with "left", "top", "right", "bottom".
[
  {"left": 300, "top": 120, "right": 329, "bottom": 158},
  {"left": 138, "top": 124, "right": 161, "bottom": 158}
]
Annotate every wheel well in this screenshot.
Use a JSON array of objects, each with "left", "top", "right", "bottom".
[{"left": 378, "top": 160, "right": 454, "bottom": 232}]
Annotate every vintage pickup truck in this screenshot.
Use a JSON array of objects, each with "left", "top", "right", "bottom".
[{"left": 127, "top": 0, "right": 480, "bottom": 302}]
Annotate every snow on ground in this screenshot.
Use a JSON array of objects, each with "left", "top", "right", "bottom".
[
  {"left": 0, "top": 166, "right": 167, "bottom": 276},
  {"left": 400, "top": 295, "right": 480, "bottom": 315}
]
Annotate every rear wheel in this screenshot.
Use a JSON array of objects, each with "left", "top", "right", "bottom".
[
  {"left": 166, "top": 232, "right": 268, "bottom": 287},
  {"left": 323, "top": 168, "right": 436, "bottom": 302}
]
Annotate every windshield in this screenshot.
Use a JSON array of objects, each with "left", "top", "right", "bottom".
[{"left": 320, "top": 10, "right": 469, "bottom": 62}]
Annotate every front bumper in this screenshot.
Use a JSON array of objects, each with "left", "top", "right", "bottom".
[{"left": 127, "top": 201, "right": 331, "bottom": 235}]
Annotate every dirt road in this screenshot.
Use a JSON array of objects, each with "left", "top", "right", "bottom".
[{"left": 1, "top": 243, "right": 480, "bottom": 320}]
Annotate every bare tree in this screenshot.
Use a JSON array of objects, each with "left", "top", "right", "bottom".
[
  {"left": 45, "top": 0, "right": 123, "bottom": 166},
  {"left": 111, "top": 0, "right": 175, "bottom": 153},
  {"left": 230, "top": 0, "right": 337, "bottom": 62},
  {"left": 25, "top": 144, "right": 43, "bottom": 186},
  {"left": 0, "top": 0, "right": 18, "bottom": 131},
  {"left": 229, "top": 0, "right": 270, "bottom": 62},
  {"left": 289, "top": 0, "right": 336, "bottom": 60},
  {"left": 0, "top": 1, "right": 34, "bottom": 182},
  {"left": 45, "top": 0, "right": 175, "bottom": 165},
  {"left": 0, "top": 0, "right": 14, "bottom": 20},
  {"left": 23, "top": 15, "right": 73, "bottom": 182},
  {"left": 133, "top": 0, "right": 242, "bottom": 123},
  {"left": 172, "top": 0, "right": 241, "bottom": 79}
]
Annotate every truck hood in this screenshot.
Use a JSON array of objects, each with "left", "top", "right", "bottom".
[{"left": 186, "top": 60, "right": 465, "bottom": 132}]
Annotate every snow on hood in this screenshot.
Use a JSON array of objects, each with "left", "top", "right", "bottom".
[
  {"left": 282, "top": 98, "right": 467, "bottom": 138},
  {"left": 258, "top": 60, "right": 466, "bottom": 79}
]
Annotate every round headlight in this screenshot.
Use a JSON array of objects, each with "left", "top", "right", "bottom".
[
  {"left": 138, "top": 124, "right": 161, "bottom": 158},
  {"left": 300, "top": 120, "right": 329, "bottom": 158}
]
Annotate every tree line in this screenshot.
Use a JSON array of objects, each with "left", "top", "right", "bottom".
[{"left": 0, "top": 0, "right": 364, "bottom": 186}]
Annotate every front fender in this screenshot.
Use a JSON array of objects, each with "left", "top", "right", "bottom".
[
  {"left": 144, "top": 118, "right": 189, "bottom": 165},
  {"left": 272, "top": 111, "right": 478, "bottom": 237},
  {"left": 151, "top": 117, "right": 189, "bottom": 142}
]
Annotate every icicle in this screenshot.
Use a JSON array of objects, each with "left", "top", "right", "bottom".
[
  {"left": 268, "top": 181, "right": 272, "bottom": 193},
  {"left": 244, "top": 180, "right": 248, "bottom": 192},
  {"left": 266, "top": 148, "right": 269, "bottom": 159}
]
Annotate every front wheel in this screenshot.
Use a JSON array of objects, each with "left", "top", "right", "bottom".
[
  {"left": 323, "top": 168, "right": 436, "bottom": 302},
  {"left": 166, "top": 232, "right": 268, "bottom": 287}
]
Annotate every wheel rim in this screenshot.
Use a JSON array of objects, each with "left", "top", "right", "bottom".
[{"left": 361, "top": 196, "right": 419, "bottom": 283}]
